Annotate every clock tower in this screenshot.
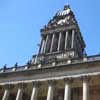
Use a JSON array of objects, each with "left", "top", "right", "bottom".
[{"left": 33, "top": 5, "right": 86, "bottom": 65}]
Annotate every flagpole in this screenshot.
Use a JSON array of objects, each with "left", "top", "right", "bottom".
[{"left": 66, "top": 0, "right": 71, "bottom": 5}]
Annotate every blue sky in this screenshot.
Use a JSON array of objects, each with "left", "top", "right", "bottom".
[{"left": 0, "top": 0, "right": 100, "bottom": 67}]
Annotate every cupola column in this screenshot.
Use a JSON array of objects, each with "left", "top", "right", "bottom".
[
  {"left": 44, "top": 35, "right": 49, "bottom": 53},
  {"left": 57, "top": 32, "right": 62, "bottom": 51},
  {"left": 50, "top": 34, "right": 55, "bottom": 52},
  {"left": 71, "top": 30, "right": 75, "bottom": 48},
  {"left": 38, "top": 39, "right": 43, "bottom": 54},
  {"left": 65, "top": 31, "right": 68, "bottom": 50},
  {"left": 41, "top": 39, "right": 45, "bottom": 53}
]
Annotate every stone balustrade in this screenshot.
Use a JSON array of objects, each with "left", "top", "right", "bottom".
[{"left": 0, "top": 54, "right": 100, "bottom": 74}]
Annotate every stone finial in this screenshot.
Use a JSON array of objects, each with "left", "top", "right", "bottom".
[
  {"left": 12, "top": 62, "right": 18, "bottom": 71},
  {"left": 14, "top": 62, "right": 18, "bottom": 68},
  {"left": 25, "top": 60, "right": 32, "bottom": 70},
  {"left": 27, "top": 60, "right": 31, "bottom": 66},
  {"left": 3, "top": 64, "right": 7, "bottom": 70},
  {"left": 64, "top": 5, "right": 70, "bottom": 10}
]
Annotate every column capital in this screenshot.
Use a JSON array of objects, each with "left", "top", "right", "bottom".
[
  {"left": 47, "top": 80, "right": 56, "bottom": 86},
  {"left": 3, "top": 84, "right": 14, "bottom": 90},
  {"left": 16, "top": 83, "right": 27, "bottom": 89},
  {"left": 64, "top": 78, "right": 73, "bottom": 84},
  {"left": 81, "top": 76, "right": 91, "bottom": 82},
  {"left": 32, "top": 81, "right": 41, "bottom": 88}
]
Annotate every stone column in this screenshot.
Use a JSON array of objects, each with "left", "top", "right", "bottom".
[
  {"left": 82, "top": 77, "right": 90, "bottom": 100},
  {"left": 50, "top": 34, "right": 55, "bottom": 52},
  {"left": 65, "top": 31, "right": 68, "bottom": 50},
  {"left": 2, "top": 85, "right": 10, "bottom": 100},
  {"left": 42, "top": 39, "right": 45, "bottom": 53},
  {"left": 44, "top": 35, "right": 49, "bottom": 53},
  {"left": 64, "top": 78, "right": 72, "bottom": 100},
  {"left": 47, "top": 80, "right": 55, "bottom": 100},
  {"left": 57, "top": 32, "right": 62, "bottom": 51},
  {"left": 38, "top": 38, "right": 43, "bottom": 54},
  {"left": 71, "top": 30, "right": 75, "bottom": 48},
  {"left": 16, "top": 83, "right": 24, "bottom": 100},
  {"left": 31, "top": 82, "right": 39, "bottom": 100}
]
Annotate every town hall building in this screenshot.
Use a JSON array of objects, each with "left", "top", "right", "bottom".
[{"left": 0, "top": 4, "right": 100, "bottom": 100}]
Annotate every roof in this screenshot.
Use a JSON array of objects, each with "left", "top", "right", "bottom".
[{"left": 41, "top": 5, "right": 77, "bottom": 32}]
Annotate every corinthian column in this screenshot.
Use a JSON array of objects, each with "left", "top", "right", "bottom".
[
  {"left": 64, "top": 78, "right": 72, "bottom": 100},
  {"left": 47, "top": 80, "right": 55, "bottom": 100},
  {"left": 38, "top": 38, "right": 43, "bottom": 54},
  {"left": 57, "top": 32, "right": 62, "bottom": 51},
  {"left": 44, "top": 35, "right": 49, "bottom": 53},
  {"left": 65, "top": 31, "right": 68, "bottom": 50},
  {"left": 16, "top": 83, "right": 24, "bottom": 100},
  {"left": 2, "top": 85, "right": 10, "bottom": 100},
  {"left": 31, "top": 82, "right": 39, "bottom": 100},
  {"left": 50, "top": 34, "right": 55, "bottom": 52},
  {"left": 41, "top": 39, "right": 45, "bottom": 53},
  {"left": 82, "top": 76, "right": 90, "bottom": 100},
  {"left": 71, "top": 30, "right": 75, "bottom": 48}
]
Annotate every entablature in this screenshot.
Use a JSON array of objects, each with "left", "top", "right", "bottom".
[
  {"left": 0, "top": 55, "right": 100, "bottom": 85},
  {"left": 41, "top": 24, "right": 77, "bottom": 35}
]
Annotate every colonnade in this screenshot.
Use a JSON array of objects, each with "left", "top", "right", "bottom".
[
  {"left": 2, "top": 77, "right": 90, "bottom": 100},
  {"left": 39, "top": 30, "right": 75, "bottom": 54}
]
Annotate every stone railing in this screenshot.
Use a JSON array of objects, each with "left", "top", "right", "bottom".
[
  {"left": 0, "top": 53, "right": 100, "bottom": 74},
  {"left": 32, "top": 50, "right": 76, "bottom": 65}
]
